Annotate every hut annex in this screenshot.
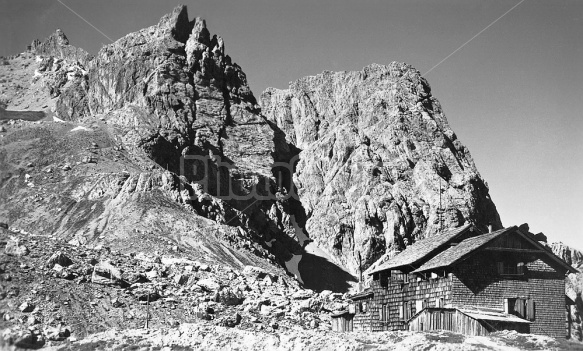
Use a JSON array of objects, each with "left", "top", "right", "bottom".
[{"left": 336, "top": 225, "right": 577, "bottom": 337}]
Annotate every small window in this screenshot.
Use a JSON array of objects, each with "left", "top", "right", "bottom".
[
  {"left": 362, "top": 302, "right": 368, "bottom": 313},
  {"left": 416, "top": 300, "right": 423, "bottom": 312},
  {"left": 403, "top": 301, "right": 414, "bottom": 320},
  {"left": 505, "top": 298, "right": 534, "bottom": 320},
  {"left": 399, "top": 302, "right": 404, "bottom": 320},
  {"left": 497, "top": 261, "right": 525, "bottom": 275}
]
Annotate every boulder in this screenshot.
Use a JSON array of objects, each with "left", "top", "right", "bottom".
[
  {"left": 45, "top": 324, "right": 71, "bottom": 341},
  {"left": 318, "top": 290, "right": 332, "bottom": 299},
  {"left": 145, "top": 270, "right": 158, "bottom": 279},
  {"left": 91, "top": 261, "right": 125, "bottom": 286},
  {"left": 46, "top": 251, "right": 73, "bottom": 268},
  {"left": 291, "top": 289, "right": 314, "bottom": 300},
  {"left": 173, "top": 273, "right": 189, "bottom": 285},
  {"left": 19, "top": 301, "right": 35, "bottom": 312},
  {"left": 322, "top": 301, "right": 344, "bottom": 312},
  {"left": 219, "top": 313, "right": 241, "bottom": 328},
  {"left": 297, "top": 298, "right": 319, "bottom": 312},
  {"left": 13, "top": 331, "right": 44, "bottom": 348},
  {"left": 196, "top": 278, "right": 220, "bottom": 291},
  {"left": 5, "top": 238, "right": 29, "bottom": 257},
  {"left": 217, "top": 288, "right": 243, "bottom": 306},
  {"left": 260, "top": 305, "right": 273, "bottom": 315}
]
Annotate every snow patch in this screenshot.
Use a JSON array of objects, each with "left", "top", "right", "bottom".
[{"left": 70, "top": 126, "right": 91, "bottom": 132}]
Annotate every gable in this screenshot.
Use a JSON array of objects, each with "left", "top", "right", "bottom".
[{"left": 487, "top": 232, "right": 538, "bottom": 250}]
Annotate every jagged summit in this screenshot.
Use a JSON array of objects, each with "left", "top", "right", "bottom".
[{"left": 30, "top": 28, "right": 91, "bottom": 64}]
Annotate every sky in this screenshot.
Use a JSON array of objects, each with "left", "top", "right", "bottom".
[{"left": 1, "top": 0, "right": 582, "bottom": 249}]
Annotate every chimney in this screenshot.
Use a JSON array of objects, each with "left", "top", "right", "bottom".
[{"left": 488, "top": 222, "right": 492, "bottom": 233}]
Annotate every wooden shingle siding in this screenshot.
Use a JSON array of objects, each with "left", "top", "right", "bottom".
[
  {"left": 452, "top": 254, "right": 565, "bottom": 337},
  {"left": 353, "top": 272, "right": 453, "bottom": 332}
]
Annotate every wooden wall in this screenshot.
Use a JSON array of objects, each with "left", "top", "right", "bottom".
[
  {"left": 409, "top": 309, "right": 529, "bottom": 336},
  {"left": 409, "top": 309, "right": 486, "bottom": 335},
  {"left": 332, "top": 314, "right": 354, "bottom": 332},
  {"left": 452, "top": 253, "right": 566, "bottom": 337}
]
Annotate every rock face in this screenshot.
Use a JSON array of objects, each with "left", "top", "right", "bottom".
[
  {"left": 58, "top": 6, "right": 273, "bottom": 184},
  {"left": 261, "top": 63, "right": 502, "bottom": 274},
  {"left": 30, "top": 29, "right": 92, "bottom": 65},
  {"left": 551, "top": 242, "right": 583, "bottom": 341},
  {"left": 551, "top": 242, "right": 583, "bottom": 269}
]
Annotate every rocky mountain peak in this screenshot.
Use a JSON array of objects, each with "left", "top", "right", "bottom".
[
  {"left": 50, "top": 5, "right": 261, "bottom": 178},
  {"left": 551, "top": 242, "right": 583, "bottom": 269},
  {"left": 30, "top": 28, "right": 91, "bottom": 65},
  {"left": 160, "top": 4, "right": 193, "bottom": 43},
  {"left": 262, "top": 62, "right": 502, "bottom": 273}
]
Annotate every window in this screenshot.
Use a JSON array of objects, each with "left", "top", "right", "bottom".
[
  {"left": 416, "top": 300, "right": 423, "bottom": 313},
  {"left": 436, "top": 297, "right": 444, "bottom": 308},
  {"left": 497, "top": 261, "right": 525, "bottom": 275},
  {"left": 379, "top": 304, "right": 387, "bottom": 321},
  {"left": 399, "top": 302, "right": 404, "bottom": 320},
  {"left": 362, "top": 302, "right": 368, "bottom": 313},
  {"left": 402, "top": 301, "right": 414, "bottom": 320},
  {"left": 505, "top": 298, "right": 535, "bottom": 321},
  {"left": 409, "top": 301, "right": 415, "bottom": 319},
  {"left": 380, "top": 272, "right": 389, "bottom": 288}
]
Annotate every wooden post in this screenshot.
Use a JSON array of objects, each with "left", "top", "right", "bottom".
[{"left": 146, "top": 291, "right": 150, "bottom": 329}]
